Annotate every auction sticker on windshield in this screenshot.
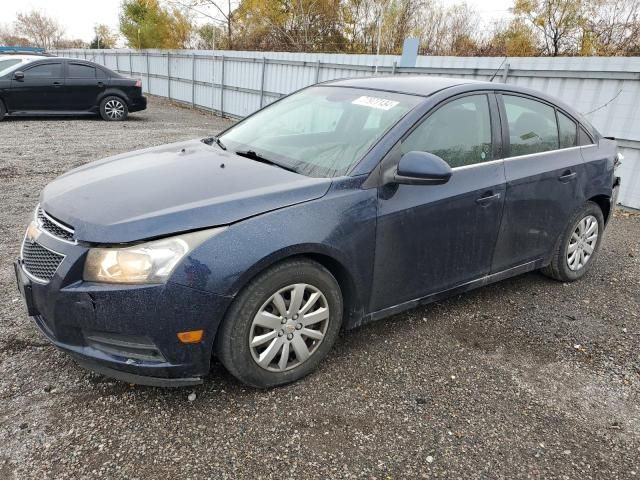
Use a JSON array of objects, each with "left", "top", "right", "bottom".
[{"left": 352, "top": 96, "right": 400, "bottom": 110}]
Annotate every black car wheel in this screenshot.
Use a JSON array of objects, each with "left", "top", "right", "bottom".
[
  {"left": 542, "top": 201, "right": 605, "bottom": 282},
  {"left": 215, "top": 259, "right": 343, "bottom": 388},
  {"left": 100, "top": 96, "right": 128, "bottom": 121},
  {"left": 0, "top": 99, "right": 6, "bottom": 121}
]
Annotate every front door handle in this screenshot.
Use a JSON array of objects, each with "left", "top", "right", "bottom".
[
  {"left": 558, "top": 170, "right": 577, "bottom": 182},
  {"left": 52, "top": 81, "right": 62, "bottom": 86},
  {"left": 476, "top": 192, "right": 501, "bottom": 206}
]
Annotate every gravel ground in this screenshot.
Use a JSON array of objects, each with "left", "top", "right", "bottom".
[{"left": 1, "top": 96, "right": 639, "bottom": 479}]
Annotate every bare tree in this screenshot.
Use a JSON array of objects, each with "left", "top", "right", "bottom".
[
  {"left": 13, "top": 11, "right": 65, "bottom": 49},
  {"left": 583, "top": 0, "right": 640, "bottom": 54}
]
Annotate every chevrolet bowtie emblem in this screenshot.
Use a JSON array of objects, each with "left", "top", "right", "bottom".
[{"left": 26, "top": 221, "right": 41, "bottom": 244}]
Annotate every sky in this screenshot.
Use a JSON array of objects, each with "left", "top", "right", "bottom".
[{"left": 0, "top": 0, "right": 514, "bottom": 44}]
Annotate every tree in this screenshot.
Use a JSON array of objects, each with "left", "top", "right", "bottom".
[
  {"left": 170, "top": 0, "right": 236, "bottom": 49},
  {"left": 486, "top": 18, "right": 539, "bottom": 56},
  {"left": 581, "top": 0, "right": 640, "bottom": 55},
  {"left": 90, "top": 24, "right": 118, "bottom": 49},
  {"left": 13, "top": 11, "right": 65, "bottom": 49},
  {"left": 513, "top": 0, "right": 584, "bottom": 56},
  {"left": 119, "top": 0, "right": 193, "bottom": 48},
  {"left": 233, "top": 0, "right": 345, "bottom": 52}
]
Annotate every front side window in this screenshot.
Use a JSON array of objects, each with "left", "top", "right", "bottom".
[
  {"left": 401, "top": 94, "right": 493, "bottom": 168},
  {"left": 503, "top": 95, "right": 558, "bottom": 156},
  {"left": 220, "top": 86, "right": 421, "bottom": 178},
  {"left": 24, "top": 63, "right": 63, "bottom": 78},
  {"left": 68, "top": 63, "right": 96, "bottom": 78}
]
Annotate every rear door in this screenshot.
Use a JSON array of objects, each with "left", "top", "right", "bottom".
[
  {"left": 371, "top": 93, "right": 506, "bottom": 311},
  {"left": 64, "top": 61, "right": 105, "bottom": 111},
  {"left": 491, "top": 93, "right": 587, "bottom": 272},
  {"left": 7, "top": 61, "right": 64, "bottom": 111}
]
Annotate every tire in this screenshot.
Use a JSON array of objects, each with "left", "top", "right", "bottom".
[
  {"left": 215, "top": 259, "right": 343, "bottom": 388},
  {"left": 99, "top": 96, "right": 128, "bottom": 121},
  {"left": 542, "top": 201, "right": 605, "bottom": 282},
  {"left": 0, "top": 99, "right": 6, "bottom": 121}
]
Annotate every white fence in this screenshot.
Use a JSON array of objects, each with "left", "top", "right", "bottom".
[{"left": 54, "top": 49, "right": 640, "bottom": 209}]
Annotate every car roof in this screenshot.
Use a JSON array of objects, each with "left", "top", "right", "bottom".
[{"left": 324, "top": 75, "right": 490, "bottom": 97}]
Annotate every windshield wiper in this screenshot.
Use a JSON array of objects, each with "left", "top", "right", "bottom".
[
  {"left": 202, "top": 136, "right": 227, "bottom": 150},
  {"left": 235, "top": 150, "right": 298, "bottom": 173}
]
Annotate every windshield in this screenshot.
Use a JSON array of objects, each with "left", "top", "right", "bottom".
[
  {"left": 0, "top": 58, "right": 23, "bottom": 76},
  {"left": 219, "top": 86, "right": 421, "bottom": 178}
]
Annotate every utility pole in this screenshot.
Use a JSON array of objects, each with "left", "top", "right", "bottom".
[{"left": 375, "top": 3, "right": 384, "bottom": 74}]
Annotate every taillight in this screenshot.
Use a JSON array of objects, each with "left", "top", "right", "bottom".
[{"left": 135, "top": 79, "right": 142, "bottom": 88}]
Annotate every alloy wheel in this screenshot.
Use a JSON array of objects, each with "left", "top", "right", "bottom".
[
  {"left": 566, "top": 214, "right": 599, "bottom": 271},
  {"left": 104, "top": 99, "right": 125, "bottom": 120},
  {"left": 249, "top": 283, "right": 330, "bottom": 372}
]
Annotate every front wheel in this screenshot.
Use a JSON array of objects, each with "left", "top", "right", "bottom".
[
  {"left": 215, "top": 259, "right": 343, "bottom": 388},
  {"left": 99, "top": 96, "right": 128, "bottom": 121},
  {"left": 542, "top": 201, "right": 605, "bottom": 282}
]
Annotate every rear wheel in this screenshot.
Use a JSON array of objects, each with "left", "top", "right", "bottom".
[
  {"left": 215, "top": 259, "right": 343, "bottom": 388},
  {"left": 542, "top": 201, "right": 604, "bottom": 282},
  {"left": 99, "top": 96, "right": 128, "bottom": 121}
]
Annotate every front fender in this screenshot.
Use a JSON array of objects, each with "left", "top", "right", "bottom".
[{"left": 169, "top": 177, "right": 378, "bottom": 320}]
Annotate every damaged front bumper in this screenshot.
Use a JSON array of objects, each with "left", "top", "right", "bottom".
[{"left": 14, "top": 227, "right": 232, "bottom": 387}]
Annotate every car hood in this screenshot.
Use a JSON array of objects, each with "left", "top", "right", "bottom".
[{"left": 41, "top": 139, "right": 332, "bottom": 243}]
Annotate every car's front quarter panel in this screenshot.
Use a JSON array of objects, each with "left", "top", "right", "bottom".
[{"left": 170, "top": 176, "right": 378, "bottom": 328}]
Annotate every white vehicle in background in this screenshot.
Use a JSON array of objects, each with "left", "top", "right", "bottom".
[{"left": 0, "top": 55, "right": 47, "bottom": 77}]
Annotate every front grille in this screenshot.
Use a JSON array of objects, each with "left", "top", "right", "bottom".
[
  {"left": 21, "top": 240, "right": 64, "bottom": 282},
  {"left": 37, "top": 206, "right": 75, "bottom": 242}
]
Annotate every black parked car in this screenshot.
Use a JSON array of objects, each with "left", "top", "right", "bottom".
[
  {"left": 0, "top": 57, "right": 146, "bottom": 121},
  {"left": 15, "top": 76, "right": 620, "bottom": 388}
]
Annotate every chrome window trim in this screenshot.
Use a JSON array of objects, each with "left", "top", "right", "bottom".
[
  {"left": 449, "top": 144, "right": 597, "bottom": 172},
  {"left": 502, "top": 144, "right": 597, "bottom": 163},
  {"left": 451, "top": 158, "right": 504, "bottom": 171},
  {"left": 19, "top": 226, "right": 66, "bottom": 285}
]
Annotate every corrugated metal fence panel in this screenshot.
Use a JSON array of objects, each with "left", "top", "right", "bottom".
[{"left": 52, "top": 49, "right": 640, "bottom": 209}]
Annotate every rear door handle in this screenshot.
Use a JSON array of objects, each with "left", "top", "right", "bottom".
[
  {"left": 559, "top": 170, "right": 577, "bottom": 182},
  {"left": 476, "top": 192, "right": 501, "bottom": 205},
  {"left": 97, "top": 81, "right": 104, "bottom": 87},
  {"left": 52, "top": 81, "right": 62, "bottom": 86}
]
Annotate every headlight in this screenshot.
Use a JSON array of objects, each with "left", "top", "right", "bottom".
[{"left": 83, "top": 228, "right": 225, "bottom": 284}]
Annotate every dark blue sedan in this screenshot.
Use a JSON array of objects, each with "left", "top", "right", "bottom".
[{"left": 15, "top": 76, "right": 621, "bottom": 387}]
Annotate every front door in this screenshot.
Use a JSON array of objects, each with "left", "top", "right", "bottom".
[
  {"left": 7, "top": 62, "right": 65, "bottom": 111},
  {"left": 371, "top": 93, "right": 506, "bottom": 312}
]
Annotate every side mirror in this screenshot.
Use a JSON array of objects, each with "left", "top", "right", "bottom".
[
  {"left": 13, "top": 71, "right": 24, "bottom": 81},
  {"left": 392, "top": 151, "right": 452, "bottom": 185}
]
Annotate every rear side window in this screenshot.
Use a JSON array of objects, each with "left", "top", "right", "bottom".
[
  {"left": 24, "top": 63, "right": 63, "bottom": 77},
  {"left": 503, "top": 95, "right": 558, "bottom": 156},
  {"left": 68, "top": 63, "right": 96, "bottom": 78},
  {"left": 557, "top": 111, "right": 577, "bottom": 148},
  {"left": 96, "top": 68, "right": 108, "bottom": 79},
  {"left": 401, "top": 94, "right": 493, "bottom": 168}
]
